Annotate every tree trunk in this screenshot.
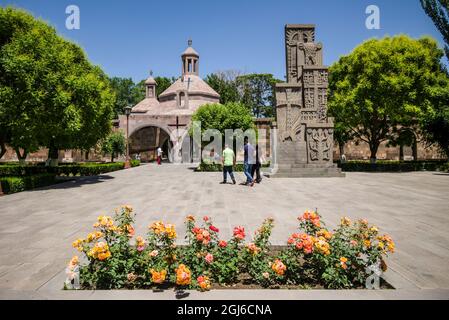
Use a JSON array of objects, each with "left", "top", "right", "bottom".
[
  {"left": 339, "top": 143, "right": 346, "bottom": 162},
  {"left": 369, "top": 141, "right": 380, "bottom": 164},
  {"left": 48, "top": 146, "right": 59, "bottom": 167},
  {"left": 412, "top": 139, "right": 418, "bottom": 161},
  {"left": 15, "top": 148, "right": 28, "bottom": 165},
  {"left": 85, "top": 150, "right": 90, "bottom": 161},
  {"left": 0, "top": 140, "right": 6, "bottom": 160},
  {"left": 399, "top": 144, "right": 404, "bottom": 161},
  {"left": 111, "top": 152, "right": 115, "bottom": 163}
]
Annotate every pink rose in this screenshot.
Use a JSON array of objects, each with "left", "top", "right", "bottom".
[{"left": 205, "top": 253, "right": 214, "bottom": 264}]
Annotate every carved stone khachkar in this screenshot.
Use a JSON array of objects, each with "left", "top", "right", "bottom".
[{"left": 270, "top": 24, "right": 344, "bottom": 177}]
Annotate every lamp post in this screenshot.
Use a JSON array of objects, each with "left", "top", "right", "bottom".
[{"left": 124, "top": 106, "right": 132, "bottom": 169}]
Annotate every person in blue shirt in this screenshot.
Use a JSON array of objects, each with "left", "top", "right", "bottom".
[
  {"left": 251, "top": 144, "right": 262, "bottom": 184},
  {"left": 243, "top": 137, "right": 255, "bottom": 187}
]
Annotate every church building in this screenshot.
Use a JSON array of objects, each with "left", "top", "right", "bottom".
[{"left": 118, "top": 40, "right": 220, "bottom": 162}]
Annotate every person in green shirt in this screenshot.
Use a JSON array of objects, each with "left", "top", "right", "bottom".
[{"left": 221, "top": 144, "right": 236, "bottom": 184}]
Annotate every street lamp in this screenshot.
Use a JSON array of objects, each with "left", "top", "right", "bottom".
[{"left": 124, "top": 105, "right": 132, "bottom": 169}]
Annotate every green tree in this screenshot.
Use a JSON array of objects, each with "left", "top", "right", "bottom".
[
  {"left": 421, "top": 88, "right": 449, "bottom": 158},
  {"left": 387, "top": 127, "right": 419, "bottom": 161},
  {"left": 101, "top": 130, "right": 126, "bottom": 162},
  {"left": 154, "top": 76, "right": 175, "bottom": 97},
  {"left": 205, "top": 70, "right": 241, "bottom": 104},
  {"left": 421, "top": 0, "right": 449, "bottom": 60},
  {"left": 0, "top": 7, "right": 114, "bottom": 165},
  {"left": 191, "top": 102, "right": 255, "bottom": 150},
  {"left": 333, "top": 122, "right": 354, "bottom": 161},
  {"left": 328, "top": 35, "right": 449, "bottom": 162},
  {"left": 134, "top": 76, "right": 174, "bottom": 102},
  {"left": 109, "top": 77, "right": 142, "bottom": 118},
  {"left": 236, "top": 74, "right": 281, "bottom": 118}
]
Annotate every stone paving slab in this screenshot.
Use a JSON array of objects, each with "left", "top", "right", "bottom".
[{"left": 0, "top": 164, "right": 448, "bottom": 299}]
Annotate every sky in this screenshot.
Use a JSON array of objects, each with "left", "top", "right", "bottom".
[{"left": 0, "top": 0, "right": 446, "bottom": 82}]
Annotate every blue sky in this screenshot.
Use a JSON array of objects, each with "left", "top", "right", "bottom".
[{"left": 0, "top": 0, "right": 446, "bottom": 82}]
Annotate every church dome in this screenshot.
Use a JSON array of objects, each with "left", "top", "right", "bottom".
[
  {"left": 158, "top": 74, "right": 219, "bottom": 100},
  {"left": 144, "top": 76, "right": 157, "bottom": 85},
  {"left": 181, "top": 46, "right": 199, "bottom": 57}
]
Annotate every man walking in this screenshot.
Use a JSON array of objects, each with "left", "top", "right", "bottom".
[
  {"left": 251, "top": 144, "right": 262, "bottom": 184},
  {"left": 243, "top": 137, "right": 255, "bottom": 187},
  {"left": 221, "top": 144, "right": 236, "bottom": 184}
]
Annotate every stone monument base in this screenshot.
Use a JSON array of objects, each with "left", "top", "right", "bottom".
[{"left": 265, "top": 140, "right": 345, "bottom": 178}]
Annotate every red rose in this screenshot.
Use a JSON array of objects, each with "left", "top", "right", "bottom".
[{"left": 209, "top": 225, "right": 219, "bottom": 233}]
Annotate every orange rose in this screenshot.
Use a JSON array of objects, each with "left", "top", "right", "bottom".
[
  {"left": 176, "top": 264, "right": 191, "bottom": 286},
  {"left": 150, "top": 269, "right": 167, "bottom": 284}
]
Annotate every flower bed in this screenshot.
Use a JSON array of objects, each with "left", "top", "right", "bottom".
[{"left": 65, "top": 206, "right": 395, "bottom": 291}]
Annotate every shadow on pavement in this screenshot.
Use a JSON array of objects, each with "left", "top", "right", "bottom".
[{"left": 29, "top": 175, "right": 115, "bottom": 192}]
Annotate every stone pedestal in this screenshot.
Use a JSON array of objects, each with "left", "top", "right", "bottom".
[{"left": 269, "top": 24, "right": 344, "bottom": 178}]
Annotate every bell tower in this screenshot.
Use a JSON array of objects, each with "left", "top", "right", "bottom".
[
  {"left": 145, "top": 70, "right": 157, "bottom": 99},
  {"left": 181, "top": 39, "right": 199, "bottom": 76}
]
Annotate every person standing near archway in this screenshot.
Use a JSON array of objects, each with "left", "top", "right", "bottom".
[{"left": 157, "top": 147, "right": 163, "bottom": 165}]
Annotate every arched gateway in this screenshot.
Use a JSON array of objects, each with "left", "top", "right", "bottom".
[{"left": 118, "top": 40, "right": 220, "bottom": 162}]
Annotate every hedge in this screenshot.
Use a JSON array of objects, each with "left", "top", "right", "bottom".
[
  {"left": 0, "top": 161, "right": 141, "bottom": 177},
  {"left": 0, "top": 174, "right": 57, "bottom": 194},
  {"left": 438, "top": 162, "right": 449, "bottom": 173},
  {"left": 130, "top": 160, "right": 141, "bottom": 167},
  {"left": 337, "top": 160, "right": 448, "bottom": 172}
]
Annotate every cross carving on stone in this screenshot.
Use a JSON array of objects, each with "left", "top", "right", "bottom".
[
  {"left": 182, "top": 76, "right": 193, "bottom": 89},
  {"left": 168, "top": 116, "right": 187, "bottom": 142},
  {"left": 277, "top": 88, "right": 302, "bottom": 142}
]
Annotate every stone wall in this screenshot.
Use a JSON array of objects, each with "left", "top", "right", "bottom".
[{"left": 333, "top": 140, "right": 445, "bottom": 161}]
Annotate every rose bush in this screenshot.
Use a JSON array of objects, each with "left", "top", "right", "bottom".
[{"left": 65, "top": 206, "right": 395, "bottom": 291}]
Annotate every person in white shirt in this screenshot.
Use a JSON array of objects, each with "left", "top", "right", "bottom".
[{"left": 157, "top": 147, "right": 163, "bottom": 165}]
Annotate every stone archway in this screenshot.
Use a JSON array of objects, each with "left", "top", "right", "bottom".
[{"left": 128, "top": 125, "right": 173, "bottom": 163}]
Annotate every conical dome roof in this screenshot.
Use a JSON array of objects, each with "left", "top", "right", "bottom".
[
  {"left": 144, "top": 76, "right": 157, "bottom": 85},
  {"left": 182, "top": 46, "right": 199, "bottom": 57}
]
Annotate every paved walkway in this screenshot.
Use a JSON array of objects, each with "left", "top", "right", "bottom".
[{"left": 0, "top": 164, "right": 448, "bottom": 299}]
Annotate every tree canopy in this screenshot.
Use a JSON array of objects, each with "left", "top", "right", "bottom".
[
  {"left": 421, "top": 0, "right": 449, "bottom": 60},
  {"left": 328, "top": 35, "right": 449, "bottom": 162},
  {"left": 0, "top": 7, "right": 115, "bottom": 163},
  {"left": 205, "top": 70, "right": 241, "bottom": 105},
  {"left": 101, "top": 130, "right": 126, "bottom": 162},
  {"left": 205, "top": 71, "right": 281, "bottom": 118},
  {"left": 236, "top": 73, "right": 281, "bottom": 118},
  {"left": 109, "top": 77, "right": 142, "bottom": 118},
  {"left": 191, "top": 102, "right": 256, "bottom": 150}
]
